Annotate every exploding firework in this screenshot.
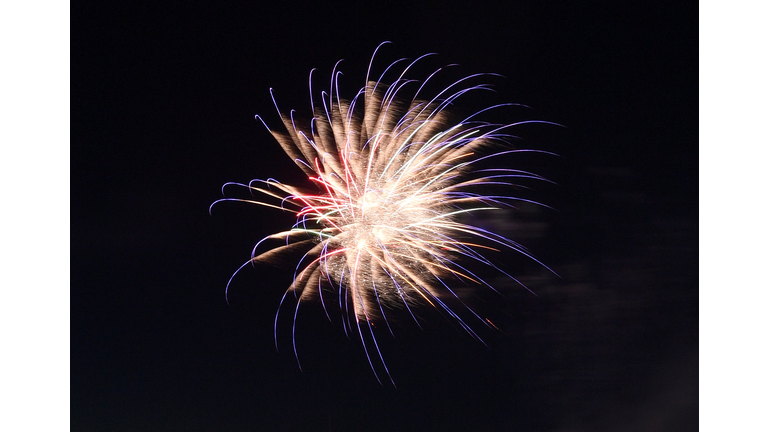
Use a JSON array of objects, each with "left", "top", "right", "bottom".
[{"left": 212, "top": 43, "right": 557, "bottom": 384}]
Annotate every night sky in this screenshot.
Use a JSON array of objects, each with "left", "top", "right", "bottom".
[{"left": 72, "top": 1, "right": 698, "bottom": 431}]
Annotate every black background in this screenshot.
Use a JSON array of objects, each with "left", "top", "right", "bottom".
[{"left": 72, "top": 1, "right": 697, "bottom": 431}]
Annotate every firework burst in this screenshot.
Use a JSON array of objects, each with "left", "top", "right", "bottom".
[{"left": 212, "top": 43, "right": 557, "bottom": 384}]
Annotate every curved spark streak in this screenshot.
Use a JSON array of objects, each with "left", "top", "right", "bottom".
[{"left": 213, "top": 43, "right": 558, "bottom": 384}]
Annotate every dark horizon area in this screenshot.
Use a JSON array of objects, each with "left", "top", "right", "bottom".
[{"left": 72, "top": 1, "right": 698, "bottom": 431}]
